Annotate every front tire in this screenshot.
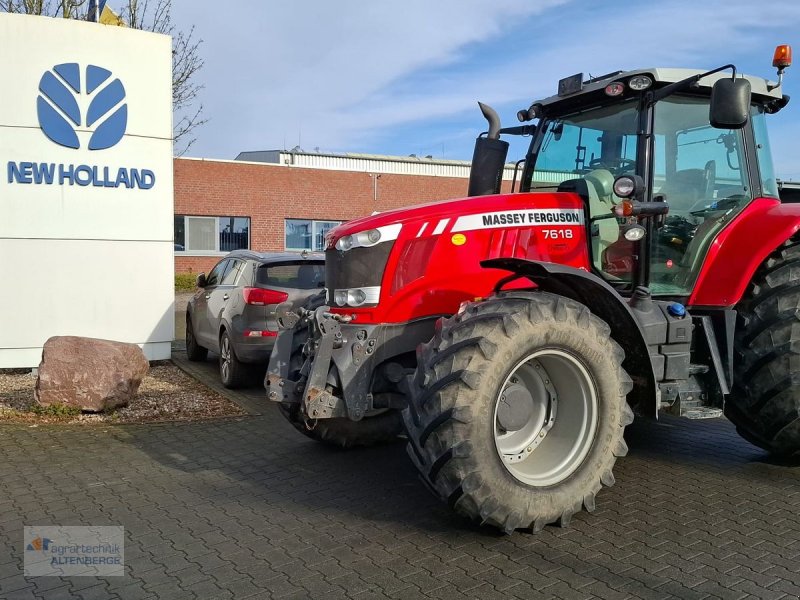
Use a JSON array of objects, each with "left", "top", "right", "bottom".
[
  {"left": 403, "top": 291, "right": 633, "bottom": 533},
  {"left": 278, "top": 403, "right": 403, "bottom": 448},
  {"left": 727, "top": 239, "right": 800, "bottom": 457}
]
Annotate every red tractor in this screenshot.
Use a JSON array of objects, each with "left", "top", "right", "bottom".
[{"left": 268, "top": 47, "right": 796, "bottom": 532}]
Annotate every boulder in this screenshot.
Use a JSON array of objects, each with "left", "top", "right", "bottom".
[{"left": 35, "top": 336, "right": 149, "bottom": 412}]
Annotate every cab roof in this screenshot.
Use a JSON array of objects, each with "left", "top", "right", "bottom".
[{"left": 533, "top": 67, "right": 784, "bottom": 110}]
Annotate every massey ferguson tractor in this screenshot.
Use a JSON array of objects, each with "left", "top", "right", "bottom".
[{"left": 267, "top": 46, "right": 796, "bottom": 532}]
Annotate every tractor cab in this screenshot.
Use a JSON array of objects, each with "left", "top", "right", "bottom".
[{"left": 474, "top": 52, "right": 792, "bottom": 300}]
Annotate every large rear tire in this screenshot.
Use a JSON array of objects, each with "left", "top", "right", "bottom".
[
  {"left": 403, "top": 291, "right": 633, "bottom": 533},
  {"left": 727, "top": 239, "right": 800, "bottom": 457}
]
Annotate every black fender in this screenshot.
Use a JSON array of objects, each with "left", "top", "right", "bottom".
[{"left": 482, "top": 258, "right": 657, "bottom": 418}]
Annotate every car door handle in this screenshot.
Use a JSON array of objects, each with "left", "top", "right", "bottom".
[
  {"left": 205, "top": 294, "right": 211, "bottom": 300},
  {"left": 223, "top": 294, "right": 229, "bottom": 300}
]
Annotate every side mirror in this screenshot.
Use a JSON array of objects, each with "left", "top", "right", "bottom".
[
  {"left": 196, "top": 273, "right": 207, "bottom": 288},
  {"left": 710, "top": 78, "right": 751, "bottom": 129}
]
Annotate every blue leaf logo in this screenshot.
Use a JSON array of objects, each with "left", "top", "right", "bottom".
[{"left": 37, "top": 63, "right": 127, "bottom": 150}]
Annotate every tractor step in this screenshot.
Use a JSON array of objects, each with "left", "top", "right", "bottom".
[
  {"left": 660, "top": 379, "right": 723, "bottom": 419},
  {"left": 680, "top": 405, "right": 723, "bottom": 419}
]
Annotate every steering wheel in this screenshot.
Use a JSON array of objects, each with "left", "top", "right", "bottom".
[
  {"left": 689, "top": 196, "right": 743, "bottom": 217},
  {"left": 588, "top": 158, "right": 636, "bottom": 175}
]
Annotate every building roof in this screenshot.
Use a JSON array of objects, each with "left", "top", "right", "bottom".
[{"left": 234, "top": 149, "right": 518, "bottom": 180}]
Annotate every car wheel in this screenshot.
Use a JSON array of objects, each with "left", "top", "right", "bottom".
[
  {"left": 219, "top": 329, "right": 247, "bottom": 389},
  {"left": 185, "top": 314, "right": 208, "bottom": 362}
]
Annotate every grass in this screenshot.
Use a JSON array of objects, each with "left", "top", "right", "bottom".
[
  {"left": 30, "top": 403, "right": 81, "bottom": 418},
  {"left": 175, "top": 273, "right": 197, "bottom": 292}
]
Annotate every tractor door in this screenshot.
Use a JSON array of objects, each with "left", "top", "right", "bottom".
[
  {"left": 648, "top": 96, "right": 754, "bottom": 296},
  {"left": 527, "top": 101, "right": 639, "bottom": 284}
]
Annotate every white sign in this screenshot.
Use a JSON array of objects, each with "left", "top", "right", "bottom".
[
  {"left": 451, "top": 209, "right": 585, "bottom": 232},
  {"left": 0, "top": 13, "right": 174, "bottom": 367}
]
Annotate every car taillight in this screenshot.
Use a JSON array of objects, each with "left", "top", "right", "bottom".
[
  {"left": 244, "top": 330, "right": 278, "bottom": 337},
  {"left": 242, "top": 287, "right": 289, "bottom": 305}
]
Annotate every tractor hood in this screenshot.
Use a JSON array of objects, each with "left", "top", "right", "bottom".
[
  {"left": 325, "top": 192, "right": 585, "bottom": 251},
  {"left": 324, "top": 190, "right": 591, "bottom": 323}
]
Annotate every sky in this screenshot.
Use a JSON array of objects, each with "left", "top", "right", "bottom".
[{"left": 172, "top": 0, "right": 800, "bottom": 180}]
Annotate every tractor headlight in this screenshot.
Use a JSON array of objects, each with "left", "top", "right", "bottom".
[
  {"left": 333, "top": 290, "right": 349, "bottom": 306},
  {"left": 347, "top": 288, "right": 367, "bottom": 306},
  {"left": 333, "top": 224, "right": 401, "bottom": 252},
  {"left": 336, "top": 235, "right": 354, "bottom": 251},
  {"left": 331, "top": 286, "right": 380, "bottom": 307},
  {"left": 613, "top": 175, "right": 637, "bottom": 198},
  {"left": 624, "top": 225, "right": 647, "bottom": 241},
  {"left": 628, "top": 75, "right": 653, "bottom": 91}
]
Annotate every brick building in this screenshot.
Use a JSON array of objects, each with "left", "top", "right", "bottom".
[{"left": 173, "top": 151, "right": 515, "bottom": 274}]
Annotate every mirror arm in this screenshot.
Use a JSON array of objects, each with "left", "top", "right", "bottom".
[{"left": 651, "top": 64, "right": 737, "bottom": 103}]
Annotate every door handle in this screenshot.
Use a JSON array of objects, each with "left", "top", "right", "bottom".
[
  {"left": 205, "top": 294, "right": 211, "bottom": 299},
  {"left": 223, "top": 294, "right": 229, "bottom": 300}
]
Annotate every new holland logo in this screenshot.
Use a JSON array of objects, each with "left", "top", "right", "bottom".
[
  {"left": 37, "top": 63, "right": 127, "bottom": 150},
  {"left": 6, "top": 62, "right": 154, "bottom": 190}
]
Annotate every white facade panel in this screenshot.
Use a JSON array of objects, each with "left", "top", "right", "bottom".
[
  {"left": 0, "top": 239, "right": 174, "bottom": 366},
  {"left": 0, "top": 13, "right": 174, "bottom": 367},
  {"left": 1, "top": 128, "right": 173, "bottom": 240},
  {"left": 0, "top": 13, "right": 172, "bottom": 139}
]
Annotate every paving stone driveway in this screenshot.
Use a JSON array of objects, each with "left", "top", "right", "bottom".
[{"left": 2, "top": 355, "right": 800, "bottom": 599}]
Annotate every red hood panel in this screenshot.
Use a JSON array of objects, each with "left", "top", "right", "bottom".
[{"left": 329, "top": 191, "right": 591, "bottom": 323}]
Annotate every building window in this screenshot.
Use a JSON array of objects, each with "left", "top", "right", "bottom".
[
  {"left": 174, "top": 215, "right": 250, "bottom": 253},
  {"left": 285, "top": 219, "right": 342, "bottom": 251}
]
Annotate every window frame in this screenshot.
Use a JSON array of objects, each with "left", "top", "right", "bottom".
[
  {"left": 284, "top": 218, "right": 343, "bottom": 252},
  {"left": 174, "top": 215, "right": 251, "bottom": 256}
]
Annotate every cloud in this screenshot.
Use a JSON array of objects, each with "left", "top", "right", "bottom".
[
  {"left": 177, "top": 0, "right": 800, "bottom": 177},
  {"left": 176, "top": 0, "right": 569, "bottom": 157}
]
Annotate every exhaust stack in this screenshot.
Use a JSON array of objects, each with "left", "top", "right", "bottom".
[{"left": 467, "top": 102, "right": 510, "bottom": 197}]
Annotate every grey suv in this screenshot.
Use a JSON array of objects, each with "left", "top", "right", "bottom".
[{"left": 185, "top": 251, "right": 324, "bottom": 388}]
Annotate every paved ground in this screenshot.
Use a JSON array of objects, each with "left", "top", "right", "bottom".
[{"left": 2, "top": 345, "right": 800, "bottom": 599}]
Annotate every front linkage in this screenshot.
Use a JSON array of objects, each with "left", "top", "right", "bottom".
[
  {"left": 266, "top": 305, "right": 352, "bottom": 420},
  {"left": 267, "top": 302, "right": 437, "bottom": 427}
]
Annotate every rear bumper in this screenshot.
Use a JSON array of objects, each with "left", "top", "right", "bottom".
[
  {"left": 228, "top": 320, "right": 277, "bottom": 364},
  {"left": 233, "top": 338, "right": 275, "bottom": 363},
  {"left": 266, "top": 307, "right": 437, "bottom": 420}
]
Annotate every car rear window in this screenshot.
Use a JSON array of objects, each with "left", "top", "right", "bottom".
[{"left": 256, "top": 263, "right": 325, "bottom": 289}]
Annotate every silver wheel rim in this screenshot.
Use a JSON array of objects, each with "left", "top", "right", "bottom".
[
  {"left": 493, "top": 349, "right": 598, "bottom": 487},
  {"left": 220, "top": 335, "right": 231, "bottom": 381}
]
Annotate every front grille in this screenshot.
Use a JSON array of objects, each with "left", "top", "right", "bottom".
[{"left": 326, "top": 242, "right": 394, "bottom": 295}]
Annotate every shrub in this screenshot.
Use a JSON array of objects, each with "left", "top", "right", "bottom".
[{"left": 175, "top": 273, "right": 197, "bottom": 292}]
